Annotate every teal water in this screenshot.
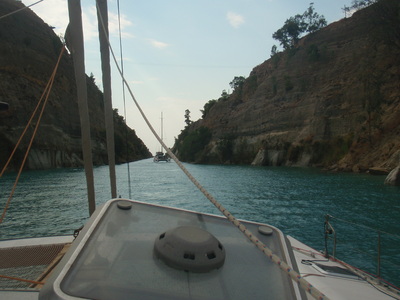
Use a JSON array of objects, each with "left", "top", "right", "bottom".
[{"left": 1, "top": 159, "right": 399, "bottom": 287}]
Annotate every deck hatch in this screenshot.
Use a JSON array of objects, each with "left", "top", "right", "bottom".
[
  {"left": 313, "top": 263, "right": 359, "bottom": 279},
  {"left": 40, "top": 199, "right": 302, "bottom": 299},
  {"left": 154, "top": 226, "right": 226, "bottom": 272}
]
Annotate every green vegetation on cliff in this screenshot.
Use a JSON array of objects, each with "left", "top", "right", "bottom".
[
  {"left": 174, "top": 126, "right": 211, "bottom": 163},
  {"left": 272, "top": 3, "right": 327, "bottom": 51}
]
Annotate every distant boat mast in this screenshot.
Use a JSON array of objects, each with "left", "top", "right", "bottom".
[{"left": 160, "top": 112, "right": 164, "bottom": 152}]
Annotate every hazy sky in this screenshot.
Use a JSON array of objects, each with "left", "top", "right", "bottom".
[{"left": 22, "top": 0, "right": 350, "bottom": 153}]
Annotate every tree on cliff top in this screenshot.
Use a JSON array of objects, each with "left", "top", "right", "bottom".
[
  {"left": 351, "top": 0, "right": 378, "bottom": 10},
  {"left": 184, "top": 109, "right": 192, "bottom": 126},
  {"left": 229, "top": 76, "right": 246, "bottom": 91},
  {"left": 272, "top": 3, "right": 327, "bottom": 50},
  {"left": 342, "top": 0, "right": 378, "bottom": 17},
  {"left": 201, "top": 99, "right": 217, "bottom": 118}
]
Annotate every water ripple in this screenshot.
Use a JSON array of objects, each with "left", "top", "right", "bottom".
[{"left": 1, "top": 159, "right": 399, "bottom": 286}]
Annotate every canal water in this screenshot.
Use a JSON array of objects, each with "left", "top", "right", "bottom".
[{"left": 1, "top": 158, "right": 399, "bottom": 286}]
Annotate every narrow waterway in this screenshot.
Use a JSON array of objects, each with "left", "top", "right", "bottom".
[{"left": 1, "top": 159, "right": 399, "bottom": 286}]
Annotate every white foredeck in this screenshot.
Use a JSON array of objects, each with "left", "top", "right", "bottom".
[
  {"left": 287, "top": 236, "right": 400, "bottom": 300},
  {"left": 39, "top": 199, "right": 304, "bottom": 299}
]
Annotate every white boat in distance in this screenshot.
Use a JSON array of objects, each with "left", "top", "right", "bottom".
[
  {"left": 0, "top": 1, "right": 399, "bottom": 300},
  {"left": 154, "top": 112, "right": 171, "bottom": 162},
  {"left": 153, "top": 151, "right": 171, "bottom": 162}
]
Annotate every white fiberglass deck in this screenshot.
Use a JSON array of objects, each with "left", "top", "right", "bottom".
[
  {"left": 40, "top": 199, "right": 303, "bottom": 300},
  {"left": 288, "top": 236, "right": 400, "bottom": 300}
]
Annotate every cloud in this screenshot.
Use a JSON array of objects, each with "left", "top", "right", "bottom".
[
  {"left": 130, "top": 80, "right": 145, "bottom": 85},
  {"left": 23, "top": 0, "right": 68, "bottom": 35},
  {"left": 83, "top": 6, "right": 134, "bottom": 41},
  {"left": 23, "top": 1, "right": 133, "bottom": 40},
  {"left": 108, "top": 11, "right": 134, "bottom": 38},
  {"left": 81, "top": 6, "right": 98, "bottom": 40},
  {"left": 226, "top": 12, "right": 244, "bottom": 28},
  {"left": 148, "top": 39, "right": 169, "bottom": 49}
]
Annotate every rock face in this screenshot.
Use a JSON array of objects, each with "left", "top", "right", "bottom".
[
  {"left": 174, "top": 0, "right": 400, "bottom": 179},
  {"left": 385, "top": 166, "right": 400, "bottom": 186},
  {"left": 0, "top": 0, "right": 151, "bottom": 171}
]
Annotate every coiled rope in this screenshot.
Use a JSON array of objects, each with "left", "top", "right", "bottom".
[
  {"left": 97, "top": 4, "right": 328, "bottom": 299},
  {"left": 0, "top": 46, "right": 66, "bottom": 224}
]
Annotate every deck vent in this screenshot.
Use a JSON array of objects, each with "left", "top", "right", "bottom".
[{"left": 154, "top": 226, "right": 225, "bottom": 273}]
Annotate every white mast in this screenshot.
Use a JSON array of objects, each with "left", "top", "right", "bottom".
[
  {"left": 96, "top": 0, "right": 117, "bottom": 198},
  {"left": 67, "top": 0, "right": 96, "bottom": 215}
]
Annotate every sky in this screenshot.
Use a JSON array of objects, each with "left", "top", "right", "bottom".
[{"left": 22, "top": 0, "right": 351, "bottom": 154}]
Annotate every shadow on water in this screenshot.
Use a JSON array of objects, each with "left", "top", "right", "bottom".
[{"left": 1, "top": 158, "right": 399, "bottom": 286}]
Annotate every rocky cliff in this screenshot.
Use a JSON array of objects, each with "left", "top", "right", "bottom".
[
  {"left": 0, "top": 0, "right": 151, "bottom": 171},
  {"left": 174, "top": 0, "right": 400, "bottom": 179}
]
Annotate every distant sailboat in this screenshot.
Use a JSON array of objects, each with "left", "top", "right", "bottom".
[{"left": 153, "top": 112, "right": 170, "bottom": 162}]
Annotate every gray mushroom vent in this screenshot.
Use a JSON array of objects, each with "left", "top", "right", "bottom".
[{"left": 154, "top": 226, "right": 225, "bottom": 273}]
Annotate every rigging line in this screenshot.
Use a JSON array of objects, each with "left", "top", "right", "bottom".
[
  {"left": 0, "top": 46, "right": 65, "bottom": 224},
  {"left": 0, "top": 274, "right": 44, "bottom": 285},
  {"left": 0, "top": 46, "right": 65, "bottom": 177},
  {"left": 0, "top": 0, "right": 45, "bottom": 21},
  {"left": 96, "top": 7, "right": 328, "bottom": 300},
  {"left": 116, "top": 0, "right": 131, "bottom": 199},
  {"left": 328, "top": 215, "right": 400, "bottom": 239}
]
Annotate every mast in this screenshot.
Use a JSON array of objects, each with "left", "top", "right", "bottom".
[
  {"left": 96, "top": 0, "right": 117, "bottom": 198},
  {"left": 66, "top": 0, "right": 96, "bottom": 215},
  {"left": 160, "top": 112, "right": 163, "bottom": 152}
]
